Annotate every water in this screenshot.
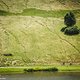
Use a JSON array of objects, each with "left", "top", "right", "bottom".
[{"left": 0, "top": 72, "right": 80, "bottom": 80}]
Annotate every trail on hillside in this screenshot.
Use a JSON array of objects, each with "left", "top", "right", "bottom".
[
  {"left": 34, "top": 18, "right": 80, "bottom": 54},
  {"left": 0, "top": 23, "right": 31, "bottom": 63},
  {"left": 0, "top": 16, "right": 80, "bottom": 65},
  {"left": 0, "top": 0, "right": 9, "bottom": 11}
]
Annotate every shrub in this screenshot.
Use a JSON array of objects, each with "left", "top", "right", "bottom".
[
  {"left": 43, "top": 67, "right": 58, "bottom": 72},
  {"left": 61, "top": 12, "right": 80, "bottom": 35},
  {"left": 64, "top": 26, "right": 79, "bottom": 35},
  {"left": 64, "top": 12, "right": 76, "bottom": 27},
  {"left": 24, "top": 67, "right": 58, "bottom": 72},
  {"left": 24, "top": 69, "right": 35, "bottom": 72},
  {"left": 61, "top": 27, "right": 67, "bottom": 32},
  {"left": 3, "top": 53, "right": 13, "bottom": 56}
]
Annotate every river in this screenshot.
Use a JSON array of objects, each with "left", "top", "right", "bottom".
[{"left": 0, "top": 72, "right": 80, "bottom": 80}]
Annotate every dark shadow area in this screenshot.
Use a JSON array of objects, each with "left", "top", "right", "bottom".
[
  {"left": 24, "top": 67, "right": 58, "bottom": 72},
  {"left": 61, "top": 26, "right": 80, "bottom": 36},
  {"left": 0, "top": 10, "right": 14, "bottom": 16},
  {"left": 0, "top": 10, "right": 9, "bottom": 15},
  {"left": 61, "top": 27, "right": 67, "bottom": 32},
  {"left": 3, "top": 53, "right": 13, "bottom": 56}
]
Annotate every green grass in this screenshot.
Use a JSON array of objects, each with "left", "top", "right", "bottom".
[
  {"left": 0, "top": 67, "right": 24, "bottom": 74},
  {"left": 0, "top": 8, "right": 80, "bottom": 18},
  {"left": 0, "top": 0, "right": 80, "bottom": 14},
  {"left": 0, "top": 7, "right": 80, "bottom": 67},
  {"left": 0, "top": 10, "right": 15, "bottom": 16},
  {"left": 0, "top": 66, "right": 80, "bottom": 74},
  {"left": 57, "top": 66, "right": 80, "bottom": 71},
  {"left": 0, "top": 16, "right": 80, "bottom": 67},
  {"left": 0, "top": 0, "right": 80, "bottom": 73},
  {"left": 19, "top": 8, "right": 80, "bottom": 18}
]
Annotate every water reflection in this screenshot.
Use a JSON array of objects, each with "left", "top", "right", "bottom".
[{"left": 0, "top": 72, "right": 80, "bottom": 80}]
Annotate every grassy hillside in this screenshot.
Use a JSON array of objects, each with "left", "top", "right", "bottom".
[
  {"left": 0, "top": 0, "right": 80, "bottom": 67},
  {"left": 0, "top": 9, "right": 80, "bottom": 18},
  {"left": 0, "top": 16, "right": 80, "bottom": 66},
  {"left": 0, "top": 0, "right": 80, "bottom": 13}
]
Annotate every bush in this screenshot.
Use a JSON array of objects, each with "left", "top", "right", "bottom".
[
  {"left": 24, "top": 69, "right": 35, "bottom": 72},
  {"left": 43, "top": 67, "right": 58, "bottom": 72},
  {"left": 64, "top": 12, "right": 76, "bottom": 27},
  {"left": 24, "top": 67, "right": 58, "bottom": 72},
  {"left": 61, "top": 27, "right": 67, "bottom": 32},
  {"left": 64, "top": 26, "right": 79, "bottom": 35}
]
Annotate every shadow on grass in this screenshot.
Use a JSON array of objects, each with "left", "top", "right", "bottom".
[
  {"left": 0, "top": 9, "right": 80, "bottom": 17},
  {"left": 0, "top": 10, "right": 15, "bottom": 16},
  {"left": 61, "top": 26, "right": 80, "bottom": 36}
]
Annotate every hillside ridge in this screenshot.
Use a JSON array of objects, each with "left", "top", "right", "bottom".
[{"left": 0, "top": 0, "right": 80, "bottom": 13}]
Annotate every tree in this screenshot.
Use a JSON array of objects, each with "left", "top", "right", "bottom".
[
  {"left": 61, "top": 12, "right": 79, "bottom": 35},
  {"left": 64, "top": 12, "right": 76, "bottom": 27}
]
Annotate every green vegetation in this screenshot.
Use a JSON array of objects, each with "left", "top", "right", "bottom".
[
  {"left": 0, "top": 10, "right": 14, "bottom": 16},
  {"left": 64, "top": 26, "right": 79, "bottom": 35},
  {"left": 0, "top": 0, "right": 80, "bottom": 13},
  {"left": 0, "top": 9, "right": 80, "bottom": 18},
  {"left": 0, "top": 15, "right": 80, "bottom": 67},
  {"left": 57, "top": 66, "right": 80, "bottom": 71},
  {"left": 0, "top": 1, "right": 80, "bottom": 75},
  {"left": 0, "top": 67, "right": 24, "bottom": 74},
  {"left": 64, "top": 12, "right": 76, "bottom": 27},
  {"left": 61, "top": 12, "right": 80, "bottom": 35},
  {"left": 24, "top": 67, "right": 58, "bottom": 72},
  {"left": 19, "top": 9, "right": 80, "bottom": 18},
  {"left": 0, "top": 66, "right": 80, "bottom": 74},
  {"left": 0, "top": 0, "right": 80, "bottom": 72}
]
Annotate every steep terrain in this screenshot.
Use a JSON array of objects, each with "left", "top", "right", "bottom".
[
  {"left": 0, "top": 0, "right": 80, "bottom": 66},
  {"left": 0, "top": 16, "right": 80, "bottom": 66},
  {"left": 0, "top": 0, "right": 80, "bottom": 13}
]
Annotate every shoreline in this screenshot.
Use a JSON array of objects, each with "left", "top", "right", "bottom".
[{"left": 0, "top": 66, "right": 80, "bottom": 74}]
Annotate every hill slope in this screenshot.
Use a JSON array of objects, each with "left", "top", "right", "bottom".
[
  {"left": 0, "top": 0, "right": 80, "bottom": 13},
  {"left": 0, "top": 0, "right": 80, "bottom": 67},
  {"left": 0, "top": 16, "right": 80, "bottom": 66}
]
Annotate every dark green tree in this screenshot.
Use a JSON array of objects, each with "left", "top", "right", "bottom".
[{"left": 64, "top": 12, "right": 76, "bottom": 27}]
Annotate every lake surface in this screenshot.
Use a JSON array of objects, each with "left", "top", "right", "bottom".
[{"left": 0, "top": 72, "right": 80, "bottom": 80}]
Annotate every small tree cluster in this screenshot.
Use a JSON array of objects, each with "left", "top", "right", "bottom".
[
  {"left": 64, "top": 12, "right": 76, "bottom": 27},
  {"left": 61, "top": 12, "right": 79, "bottom": 35}
]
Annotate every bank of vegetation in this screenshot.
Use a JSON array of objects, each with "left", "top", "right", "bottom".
[{"left": 0, "top": 66, "right": 80, "bottom": 74}]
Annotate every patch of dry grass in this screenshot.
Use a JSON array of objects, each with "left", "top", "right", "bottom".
[{"left": 0, "top": 16, "right": 80, "bottom": 66}]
